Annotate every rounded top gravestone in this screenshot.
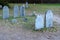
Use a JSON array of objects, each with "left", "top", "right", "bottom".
[
  {"left": 3, "top": 6, "right": 9, "bottom": 19},
  {"left": 14, "top": 5, "right": 19, "bottom": 18},
  {"left": 20, "top": 5, "right": 25, "bottom": 17},
  {"left": 35, "top": 15, "right": 44, "bottom": 30},
  {"left": 46, "top": 10, "right": 53, "bottom": 27},
  {"left": 46, "top": 10, "right": 53, "bottom": 19}
]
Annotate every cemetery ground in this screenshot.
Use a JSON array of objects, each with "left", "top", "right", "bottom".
[{"left": 0, "top": 4, "right": 60, "bottom": 40}]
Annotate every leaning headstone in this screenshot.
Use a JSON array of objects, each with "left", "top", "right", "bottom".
[
  {"left": 46, "top": 10, "right": 53, "bottom": 28},
  {"left": 14, "top": 5, "right": 19, "bottom": 18},
  {"left": 20, "top": 5, "right": 25, "bottom": 17},
  {"left": 35, "top": 15, "right": 44, "bottom": 30},
  {"left": 25, "top": 2, "right": 28, "bottom": 8},
  {"left": 3, "top": 6, "right": 9, "bottom": 19}
]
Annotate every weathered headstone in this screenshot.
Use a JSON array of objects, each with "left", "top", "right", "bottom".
[
  {"left": 35, "top": 15, "right": 44, "bottom": 30},
  {"left": 3, "top": 6, "right": 9, "bottom": 19},
  {"left": 14, "top": 5, "right": 19, "bottom": 18},
  {"left": 20, "top": 5, "right": 25, "bottom": 17},
  {"left": 26, "top": 2, "right": 28, "bottom": 8},
  {"left": 46, "top": 10, "right": 53, "bottom": 28}
]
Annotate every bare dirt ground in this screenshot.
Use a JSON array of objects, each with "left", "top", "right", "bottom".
[
  {"left": 0, "top": 14, "right": 60, "bottom": 40},
  {"left": 54, "top": 15, "right": 60, "bottom": 24}
]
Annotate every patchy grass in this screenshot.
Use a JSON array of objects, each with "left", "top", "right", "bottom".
[
  {"left": 0, "top": 4, "right": 60, "bottom": 32},
  {"left": 0, "top": 4, "right": 60, "bottom": 15}
]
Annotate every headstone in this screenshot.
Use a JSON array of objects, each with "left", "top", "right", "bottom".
[
  {"left": 46, "top": 10, "right": 53, "bottom": 27},
  {"left": 35, "top": 15, "right": 44, "bottom": 30},
  {"left": 33, "top": 11, "right": 36, "bottom": 14},
  {"left": 34, "top": 3, "right": 35, "bottom": 5},
  {"left": 20, "top": 5, "right": 25, "bottom": 17},
  {"left": 14, "top": 5, "right": 19, "bottom": 18},
  {"left": 11, "top": 19, "right": 17, "bottom": 23},
  {"left": 23, "top": 18, "right": 27, "bottom": 22},
  {"left": 0, "top": 5, "right": 2, "bottom": 8},
  {"left": 32, "top": 11, "right": 36, "bottom": 16},
  {"left": 26, "top": 2, "right": 28, "bottom": 8},
  {"left": 3, "top": 6, "right": 9, "bottom": 19}
]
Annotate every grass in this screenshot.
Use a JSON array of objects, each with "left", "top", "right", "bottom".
[
  {"left": 0, "top": 3, "right": 60, "bottom": 32},
  {"left": 0, "top": 3, "right": 60, "bottom": 16},
  {"left": 0, "top": 14, "right": 58, "bottom": 32}
]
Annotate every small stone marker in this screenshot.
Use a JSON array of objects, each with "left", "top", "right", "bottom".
[
  {"left": 35, "top": 15, "right": 44, "bottom": 30},
  {"left": 46, "top": 10, "right": 53, "bottom": 27},
  {"left": 11, "top": 19, "right": 17, "bottom": 23},
  {"left": 34, "top": 3, "right": 35, "bottom": 5},
  {"left": 0, "top": 5, "right": 2, "bottom": 8},
  {"left": 23, "top": 17, "right": 28, "bottom": 22},
  {"left": 20, "top": 5, "right": 25, "bottom": 17},
  {"left": 26, "top": 2, "right": 28, "bottom": 8},
  {"left": 14, "top": 5, "right": 19, "bottom": 18},
  {"left": 32, "top": 11, "right": 36, "bottom": 16},
  {"left": 3, "top": 6, "right": 9, "bottom": 19}
]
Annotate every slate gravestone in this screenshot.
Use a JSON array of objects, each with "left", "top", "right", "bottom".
[
  {"left": 14, "top": 5, "right": 19, "bottom": 18},
  {"left": 20, "top": 5, "right": 25, "bottom": 17},
  {"left": 3, "top": 6, "right": 9, "bottom": 19},
  {"left": 26, "top": 2, "right": 28, "bottom": 8},
  {"left": 35, "top": 15, "right": 44, "bottom": 30},
  {"left": 46, "top": 10, "right": 53, "bottom": 28}
]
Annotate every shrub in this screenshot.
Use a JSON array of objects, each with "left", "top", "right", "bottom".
[{"left": 0, "top": 0, "right": 9, "bottom": 8}]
